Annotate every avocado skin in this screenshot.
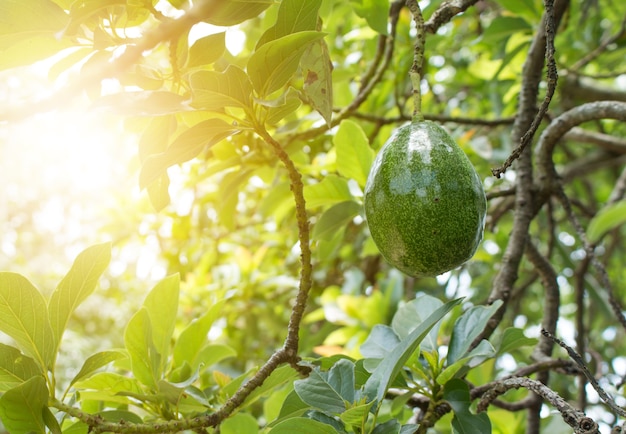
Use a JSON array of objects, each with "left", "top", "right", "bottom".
[{"left": 364, "top": 121, "right": 486, "bottom": 277}]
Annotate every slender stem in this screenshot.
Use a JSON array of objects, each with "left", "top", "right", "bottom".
[
  {"left": 256, "top": 125, "right": 313, "bottom": 357},
  {"left": 406, "top": 0, "right": 426, "bottom": 121}
]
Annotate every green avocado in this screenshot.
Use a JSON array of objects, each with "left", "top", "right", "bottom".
[{"left": 364, "top": 121, "right": 486, "bottom": 277}]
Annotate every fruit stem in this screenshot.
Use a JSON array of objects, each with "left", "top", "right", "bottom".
[{"left": 406, "top": 0, "right": 425, "bottom": 122}]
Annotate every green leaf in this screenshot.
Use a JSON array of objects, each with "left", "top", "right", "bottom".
[
  {"left": 306, "top": 411, "right": 347, "bottom": 433},
  {"left": 187, "top": 32, "right": 225, "bottom": 67},
  {"left": 147, "top": 173, "right": 171, "bottom": 211},
  {"left": 350, "top": 0, "right": 389, "bottom": 35},
  {"left": 303, "top": 175, "right": 353, "bottom": 208},
  {"left": 248, "top": 31, "right": 326, "bottom": 96},
  {"left": 216, "top": 169, "right": 254, "bottom": 230},
  {"left": 270, "top": 417, "right": 339, "bottom": 434},
  {"left": 363, "top": 298, "right": 462, "bottom": 404},
  {"left": 0, "top": 0, "right": 68, "bottom": 40},
  {"left": 173, "top": 300, "right": 226, "bottom": 369},
  {"left": 156, "top": 379, "right": 210, "bottom": 410},
  {"left": 73, "top": 372, "right": 144, "bottom": 396},
  {"left": 391, "top": 294, "right": 444, "bottom": 351},
  {"left": 497, "top": 327, "right": 538, "bottom": 354},
  {"left": 0, "top": 376, "right": 48, "bottom": 434},
  {"left": 0, "top": 0, "right": 70, "bottom": 68},
  {"left": 481, "top": 16, "right": 532, "bottom": 43},
  {"left": 587, "top": 201, "right": 626, "bottom": 243},
  {"left": 139, "top": 115, "right": 177, "bottom": 162},
  {"left": 42, "top": 406, "right": 62, "bottom": 434},
  {"left": 120, "top": 63, "right": 165, "bottom": 91},
  {"left": 0, "top": 36, "right": 71, "bottom": 70},
  {"left": 294, "top": 359, "right": 356, "bottom": 414},
  {"left": 97, "top": 410, "right": 143, "bottom": 424},
  {"left": 0, "top": 344, "right": 42, "bottom": 392},
  {"left": 139, "top": 119, "right": 239, "bottom": 189},
  {"left": 437, "top": 340, "right": 496, "bottom": 385},
  {"left": 90, "top": 91, "right": 189, "bottom": 116},
  {"left": 260, "top": 181, "right": 294, "bottom": 223},
  {"left": 447, "top": 301, "right": 502, "bottom": 364},
  {"left": 66, "top": 0, "right": 134, "bottom": 34},
  {"left": 265, "top": 89, "right": 303, "bottom": 125},
  {"left": 257, "top": 0, "right": 322, "bottom": 47},
  {"left": 498, "top": 0, "right": 540, "bottom": 20},
  {"left": 48, "top": 242, "right": 111, "bottom": 351},
  {"left": 124, "top": 308, "right": 160, "bottom": 388},
  {"left": 68, "top": 350, "right": 127, "bottom": 388},
  {"left": 194, "top": 343, "right": 237, "bottom": 371},
  {"left": 340, "top": 400, "right": 374, "bottom": 426},
  {"left": 206, "top": 0, "right": 274, "bottom": 26},
  {"left": 142, "top": 274, "right": 179, "bottom": 372},
  {"left": 445, "top": 379, "right": 492, "bottom": 434},
  {"left": 327, "top": 358, "right": 356, "bottom": 403},
  {"left": 243, "top": 365, "right": 299, "bottom": 409},
  {"left": 313, "top": 201, "right": 361, "bottom": 242},
  {"left": 400, "top": 423, "right": 420, "bottom": 434},
  {"left": 334, "top": 120, "right": 375, "bottom": 187},
  {"left": 302, "top": 38, "right": 334, "bottom": 127},
  {"left": 58, "top": 420, "right": 88, "bottom": 434},
  {"left": 221, "top": 412, "right": 258, "bottom": 434},
  {"left": 360, "top": 325, "right": 400, "bottom": 361},
  {"left": 276, "top": 389, "right": 309, "bottom": 422},
  {"left": 0, "top": 273, "right": 55, "bottom": 371},
  {"left": 371, "top": 419, "right": 400, "bottom": 434},
  {"left": 492, "top": 39, "right": 530, "bottom": 80},
  {"left": 190, "top": 65, "right": 253, "bottom": 110}
]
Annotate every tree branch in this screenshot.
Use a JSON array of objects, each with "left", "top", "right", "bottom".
[
  {"left": 536, "top": 101, "right": 626, "bottom": 186},
  {"left": 544, "top": 330, "right": 626, "bottom": 419},
  {"left": 492, "top": 0, "right": 560, "bottom": 178},
  {"left": 424, "top": 0, "right": 480, "bottom": 34},
  {"left": 0, "top": 0, "right": 218, "bottom": 123},
  {"left": 474, "top": 0, "right": 570, "bottom": 348},
  {"left": 477, "top": 376, "right": 600, "bottom": 434}
]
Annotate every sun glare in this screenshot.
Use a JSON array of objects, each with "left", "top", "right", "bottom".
[
  {"left": 0, "top": 107, "right": 137, "bottom": 268},
  {"left": 8, "top": 111, "right": 131, "bottom": 191}
]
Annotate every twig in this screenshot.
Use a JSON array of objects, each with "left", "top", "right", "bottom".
[
  {"left": 608, "top": 165, "right": 626, "bottom": 204},
  {"left": 525, "top": 241, "right": 559, "bottom": 360},
  {"left": 473, "top": 0, "right": 570, "bottom": 349},
  {"left": 405, "top": 0, "right": 426, "bottom": 120},
  {"left": 477, "top": 376, "right": 600, "bottom": 434},
  {"left": 568, "top": 14, "right": 626, "bottom": 72},
  {"left": 349, "top": 112, "right": 515, "bottom": 126},
  {"left": 492, "top": 0, "right": 559, "bottom": 178},
  {"left": 255, "top": 127, "right": 313, "bottom": 360},
  {"left": 543, "top": 330, "right": 626, "bottom": 419},
  {"left": 424, "top": 0, "right": 480, "bottom": 34},
  {"left": 554, "top": 186, "right": 626, "bottom": 334},
  {"left": 0, "top": 0, "right": 218, "bottom": 123},
  {"left": 574, "top": 251, "right": 592, "bottom": 410},
  {"left": 534, "top": 100, "right": 626, "bottom": 334},
  {"left": 288, "top": 1, "right": 402, "bottom": 143}
]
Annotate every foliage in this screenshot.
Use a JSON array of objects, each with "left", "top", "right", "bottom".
[{"left": 2, "top": 0, "right": 626, "bottom": 433}]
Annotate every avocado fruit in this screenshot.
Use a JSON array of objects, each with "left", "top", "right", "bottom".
[{"left": 364, "top": 121, "right": 486, "bottom": 277}]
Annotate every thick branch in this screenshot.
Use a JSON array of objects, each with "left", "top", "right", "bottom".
[
  {"left": 564, "top": 127, "right": 626, "bottom": 154},
  {"left": 475, "top": 0, "right": 570, "bottom": 347},
  {"left": 561, "top": 76, "right": 626, "bottom": 104},
  {"left": 535, "top": 101, "right": 626, "bottom": 186}
]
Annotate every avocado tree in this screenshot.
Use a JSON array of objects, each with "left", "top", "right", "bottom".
[{"left": 1, "top": 0, "right": 626, "bottom": 433}]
